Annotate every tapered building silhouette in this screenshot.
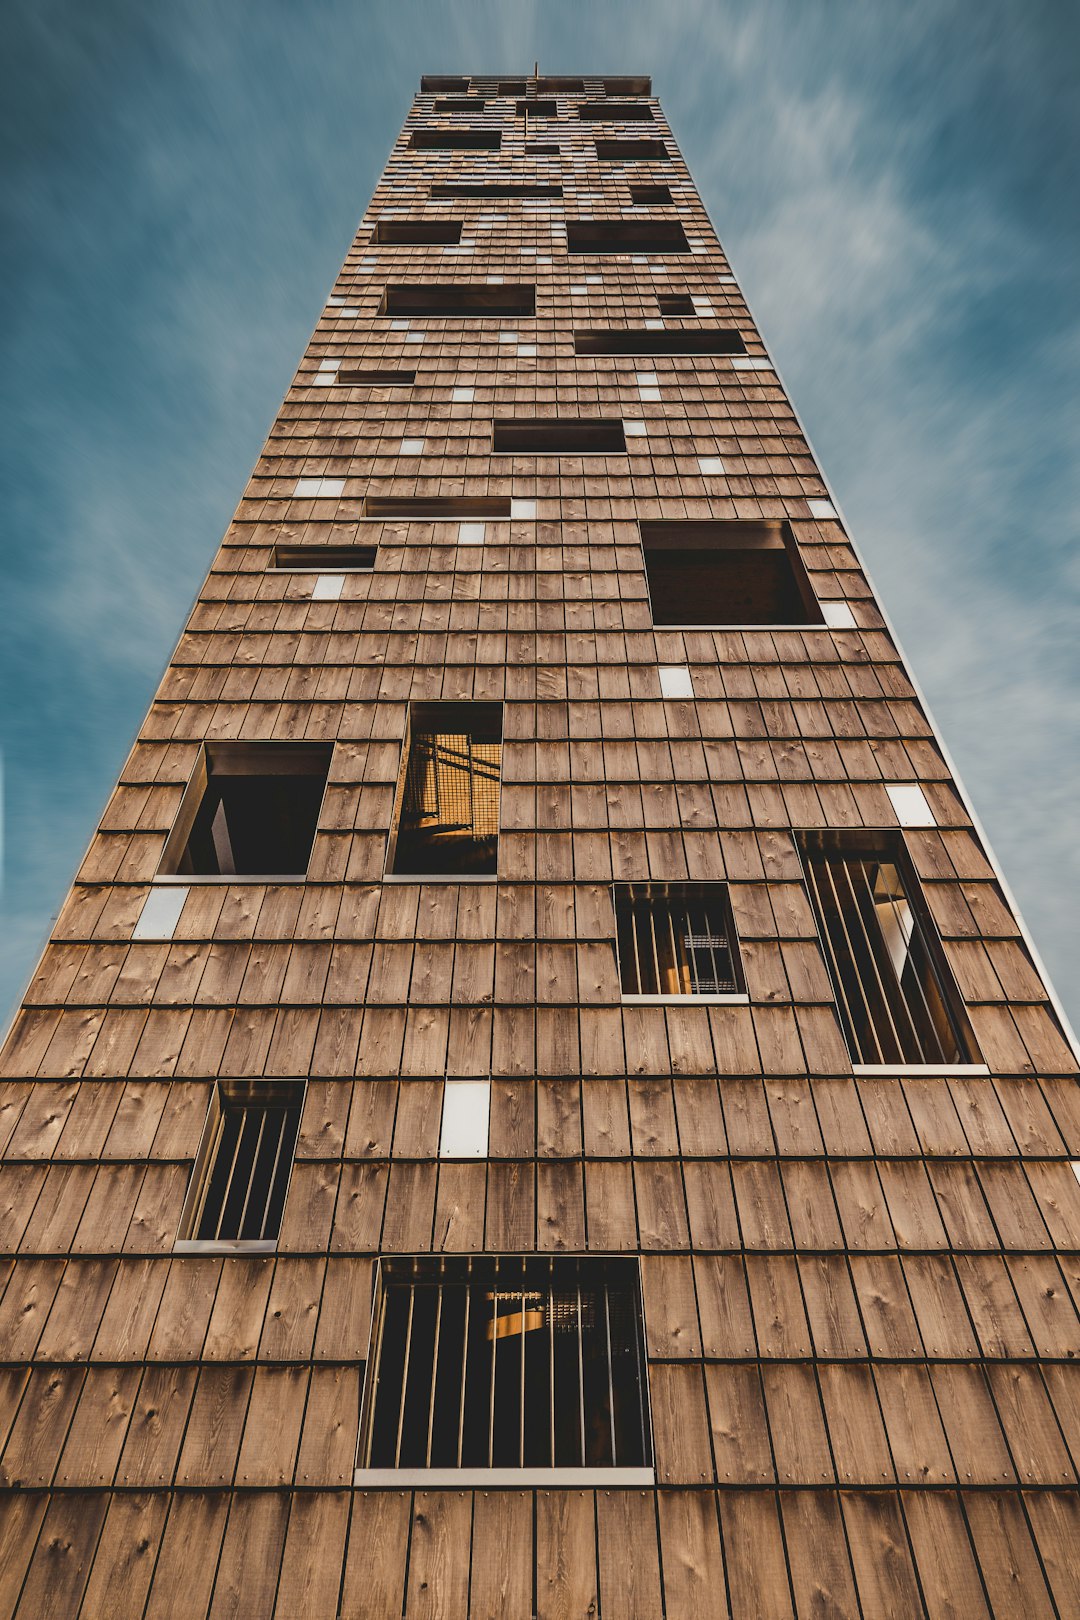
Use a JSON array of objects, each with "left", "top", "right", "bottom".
[{"left": 1, "top": 71, "right": 1079, "bottom": 1619}]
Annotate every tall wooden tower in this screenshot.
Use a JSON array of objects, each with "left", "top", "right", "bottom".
[{"left": 1, "top": 71, "right": 1078, "bottom": 1618}]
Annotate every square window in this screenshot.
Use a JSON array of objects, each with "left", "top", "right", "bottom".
[
  {"left": 159, "top": 742, "right": 333, "bottom": 878},
  {"left": 357, "top": 1255, "right": 652, "bottom": 1481},
  {"left": 389, "top": 703, "right": 502, "bottom": 877},
  {"left": 614, "top": 882, "right": 744, "bottom": 997},
  {"left": 176, "top": 1080, "right": 304, "bottom": 1251},
  {"left": 658, "top": 665, "right": 694, "bottom": 699},
  {"left": 439, "top": 1080, "right": 491, "bottom": 1157},
  {"left": 641, "top": 519, "right": 823, "bottom": 627}
]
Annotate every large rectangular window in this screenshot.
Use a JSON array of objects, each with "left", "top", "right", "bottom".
[
  {"left": 176, "top": 1080, "right": 304, "bottom": 1252},
  {"left": 567, "top": 220, "right": 689, "bottom": 254},
  {"left": 409, "top": 129, "right": 501, "bottom": 150},
  {"left": 641, "top": 519, "right": 823, "bottom": 627},
  {"left": 372, "top": 219, "right": 463, "bottom": 245},
  {"left": 578, "top": 102, "right": 655, "bottom": 121},
  {"left": 492, "top": 417, "right": 627, "bottom": 453},
  {"left": 615, "top": 882, "right": 745, "bottom": 999},
  {"left": 357, "top": 1256, "right": 653, "bottom": 1484},
  {"left": 381, "top": 284, "right": 535, "bottom": 317},
  {"left": 595, "top": 139, "right": 669, "bottom": 161},
  {"left": 390, "top": 703, "right": 502, "bottom": 877},
  {"left": 574, "top": 329, "right": 746, "bottom": 356},
  {"left": 798, "top": 832, "right": 980, "bottom": 1067},
  {"left": 158, "top": 742, "right": 332, "bottom": 878}
]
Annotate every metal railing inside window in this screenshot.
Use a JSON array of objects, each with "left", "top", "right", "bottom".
[
  {"left": 615, "top": 882, "right": 742, "bottom": 996},
  {"left": 798, "top": 835, "right": 977, "bottom": 1066},
  {"left": 179, "top": 1080, "right": 303, "bottom": 1247},
  {"left": 359, "top": 1256, "right": 652, "bottom": 1478}
]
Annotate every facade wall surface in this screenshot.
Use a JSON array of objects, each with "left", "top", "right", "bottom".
[{"left": 0, "top": 73, "right": 1078, "bottom": 1618}]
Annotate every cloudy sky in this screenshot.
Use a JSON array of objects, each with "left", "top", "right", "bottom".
[{"left": 2, "top": 0, "right": 1078, "bottom": 1030}]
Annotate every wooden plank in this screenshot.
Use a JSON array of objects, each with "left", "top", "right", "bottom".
[
  {"left": 717, "top": 1491, "right": 794, "bottom": 1620},
  {"left": 818, "top": 1365, "right": 895, "bottom": 1485},
  {"left": 584, "top": 1160, "right": 637, "bottom": 1250},
  {"left": 633, "top": 1159, "right": 689, "bottom": 1248},
  {"left": 762, "top": 1364, "right": 834, "bottom": 1485},
  {"left": 116, "top": 1365, "right": 198, "bottom": 1487},
  {"left": 536, "top": 1490, "right": 597, "bottom": 1620},
  {"left": 175, "top": 1365, "right": 254, "bottom": 1487},
  {"left": 14, "top": 1492, "right": 108, "bottom": 1620},
  {"left": 780, "top": 1490, "right": 860, "bottom": 1618},
  {"left": 55, "top": 1364, "right": 141, "bottom": 1486},
  {"left": 259, "top": 1257, "right": 325, "bottom": 1360},
  {"left": 339, "top": 1490, "right": 411, "bottom": 1620},
  {"left": 798, "top": 1256, "right": 868, "bottom": 1357},
  {"left": 649, "top": 1363, "right": 713, "bottom": 1485},
  {"left": 596, "top": 1489, "right": 662, "bottom": 1620},
  {"left": 839, "top": 1492, "right": 923, "bottom": 1620},
  {"left": 77, "top": 1490, "right": 170, "bottom": 1620},
  {"left": 704, "top": 1362, "right": 773, "bottom": 1484},
  {"left": 203, "top": 1255, "right": 275, "bottom": 1359},
  {"left": 745, "top": 1254, "right": 811, "bottom": 1356},
  {"left": 874, "top": 1365, "right": 955, "bottom": 1485},
  {"left": 405, "top": 1490, "right": 472, "bottom": 1619},
  {"left": 235, "top": 1366, "right": 308, "bottom": 1485},
  {"left": 902, "top": 1491, "right": 991, "bottom": 1619},
  {"left": 146, "top": 1257, "right": 221, "bottom": 1359},
  {"left": 207, "top": 1491, "right": 290, "bottom": 1620},
  {"left": 0, "top": 1365, "right": 85, "bottom": 1487},
  {"left": 344, "top": 1080, "right": 399, "bottom": 1157},
  {"left": 962, "top": 1491, "right": 1055, "bottom": 1620},
  {"left": 144, "top": 1492, "right": 230, "bottom": 1620},
  {"left": 0, "top": 1492, "right": 48, "bottom": 1619},
  {"left": 295, "top": 1366, "right": 360, "bottom": 1486},
  {"left": 468, "top": 1491, "right": 532, "bottom": 1620},
  {"left": 656, "top": 1489, "right": 729, "bottom": 1617},
  {"left": 928, "top": 1364, "right": 1015, "bottom": 1485},
  {"left": 1025, "top": 1490, "right": 1080, "bottom": 1619},
  {"left": 273, "top": 1492, "right": 351, "bottom": 1620}
]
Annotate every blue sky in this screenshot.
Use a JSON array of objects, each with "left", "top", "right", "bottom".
[{"left": 2, "top": 0, "right": 1078, "bottom": 1029}]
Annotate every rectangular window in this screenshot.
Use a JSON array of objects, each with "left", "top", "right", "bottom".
[
  {"left": 615, "top": 882, "right": 744, "bottom": 999},
  {"left": 797, "top": 832, "right": 979, "bottom": 1067},
  {"left": 357, "top": 1256, "right": 653, "bottom": 1484},
  {"left": 422, "top": 76, "right": 470, "bottom": 92},
  {"left": 492, "top": 417, "right": 627, "bottom": 453},
  {"left": 595, "top": 139, "right": 669, "bottom": 161},
  {"left": 381, "top": 284, "right": 535, "bottom": 317},
  {"left": 363, "top": 495, "right": 512, "bottom": 519},
  {"left": 336, "top": 367, "right": 417, "bottom": 386},
  {"left": 567, "top": 220, "right": 689, "bottom": 255},
  {"left": 579, "top": 102, "right": 654, "bottom": 121},
  {"left": 176, "top": 1080, "right": 304, "bottom": 1251},
  {"left": 640, "top": 519, "right": 823, "bottom": 627},
  {"left": 631, "top": 184, "right": 673, "bottom": 204},
  {"left": 574, "top": 329, "right": 746, "bottom": 355},
  {"left": 439, "top": 1080, "right": 491, "bottom": 1158},
  {"left": 372, "top": 220, "right": 463, "bottom": 245},
  {"left": 515, "top": 100, "right": 557, "bottom": 116},
  {"left": 430, "top": 183, "right": 562, "bottom": 200},
  {"left": 158, "top": 741, "right": 332, "bottom": 878},
  {"left": 433, "top": 99, "right": 485, "bottom": 113},
  {"left": 498, "top": 80, "right": 527, "bottom": 95},
  {"left": 657, "top": 293, "right": 695, "bottom": 314},
  {"left": 537, "top": 77, "right": 584, "bottom": 92},
  {"left": 390, "top": 702, "right": 502, "bottom": 877},
  {"left": 409, "top": 130, "right": 501, "bottom": 151},
  {"left": 273, "top": 544, "right": 376, "bottom": 571},
  {"left": 604, "top": 76, "right": 652, "bottom": 95}
]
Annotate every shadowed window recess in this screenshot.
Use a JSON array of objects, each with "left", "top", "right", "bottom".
[
  {"left": 641, "top": 519, "right": 823, "bottom": 626},
  {"left": 381, "top": 284, "right": 535, "bottom": 317},
  {"left": 272, "top": 544, "right": 376, "bottom": 571},
  {"left": 430, "top": 183, "right": 562, "bottom": 199},
  {"left": 371, "top": 219, "right": 463, "bottom": 245},
  {"left": 158, "top": 741, "right": 332, "bottom": 877},
  {"left": 567, "top": 220, "right": 689, "bottom": 254},
  {"left": 176, "top": 1080, "right": 304, "bottom": 1251},
  {"left": 630, "top": 184, "right": 673, "bottom": 204},
  {"left": 421, "top": 75, "right": 469, "bottom": 92},
  {"left": 390, "top": 703, "right": 502, "bottom": 877},
  {"left": 409, "top": 129, "right": 501, "bottom": 150},
  {"left": 595, "top": 139, "right": 669, "bottom": 161},
  {"left": 357, "top": 1256, "right": 653, "bottom": 1481},
  {"left": 578, "top": 102, "right": 655, "bottom": 120},
  {"left": 574, "top": 329, "right": 745, "bottom": 355},
  {"left": 615, "top": 882, "right": 744, "bottom": 997},
  {"left": 515, "top": 100, "right": 557, "bottom": 116},
  {"left": 493, "top": 417, "right": 627, "bottom": 453},
  {"left": 798, "top": 832, "right": 980, "bottom": 1067}
]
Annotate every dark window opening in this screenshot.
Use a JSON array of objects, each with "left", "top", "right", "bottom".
[
  {"left": 430, "top": 183, "right": 562, "bottom": 199},
  {"left": 498, "top": 80, "right": 527, "bottom": 95},
  {"left": 336, "top": 368, "right": 417, "bottom": 386},
  {"left": 641, "top": 520, "right": 824, "bottom": 627},
  {"left": 525, "top": 144, "right": 561, "bottom": 156},
  {"left": 360, "top": 1256, "right": 652, "bottom": 1474},
  {"left": 657, "top": 293, "right": 696, "bottom": 315},
  {"left": 273, "top": 545, "right": 376, "bottom": 571},
  {"left": 798, "top": 832, "right": 980, "bottom": 1067},
  {"left": 364, "top": 495, "right": 511, "bottom": 519},
  {"left": 604, "top": 76, "right": 652, "bottom": 95},
  {"left": 631, "top": 184, "right": 673, "bottom": 204},
  {"left": 567, "top": 220, "right": 689, "bottom": 255},
  {"left": 422, "top": 76, "right": 470, "bottom": 93},
  {"left": 595, "top": 139, "right": 669, "bottom": 161},
  {"left": 409, "top": 129, "right": 501, "bottom": 150},
  {"left": 579, "top": 102, "right": 654, "bottom": 121},
  {"left": 382, "top": 284, "right": 535, "bottom": 317},
  {"left": 159, "top": 741, "right": 332, "bottom": 878},
  {"left": 178, "top": 1081, "right": 304, "bottom": 1247},
  {"left": 615, "top": 883, "right": 743, "bottom": 996},
  {"left": 574, "top": 329, "right": 745, "bottom": 357},
  {"left": 493, "top": 418, "right": 627, "bottom": 454},
  {"left": 372, "top": 220, "right": 463, "bottom": 245},
  {"left": 433, "top": 99, "right": 486, "bottom": 113},
  {"left": 516, "top": 100, "right": 557, "bottom": 116},
  {"left": 391, "top": 702, "right": 502, "bottom": 877},
  {"left": 537, "top": 76, "right": 584, "bottom": 91}
]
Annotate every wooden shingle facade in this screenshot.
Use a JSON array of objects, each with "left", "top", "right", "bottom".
[{"left": 0, "top": 71, "right": 1078, "bottom": 1617}]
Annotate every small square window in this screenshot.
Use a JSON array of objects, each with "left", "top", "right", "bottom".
[
  {"left": 615, "top": 882, "right": 744, "bottom": 998},
  {"left": 176, "top": 1080, "right": 304, "bottom": 1251},
  {"left": 885, "top": 784, "right": 935, "bottom": 828},
  {"left": 439, "top": 1080, "right": 490, "bottom": 1157},
  {"left": 658, "top": 665, "right": 694, "bottom": 699}
]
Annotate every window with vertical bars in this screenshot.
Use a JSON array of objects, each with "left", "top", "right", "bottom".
[
  {"left": 798, "top": 832, "right": 979, "bottom": 1066},
  {"left": 357, "top": 1256, "right": 653, "bottom": 1482},
  {"left": 614, "top": 882, "right": 744, "bottom": 997},
  {"left": 177, "top": 1080, "right": 304, "bottom": 1250},
  {"left": 390, "top": 702, "right": 502, "bottom": 876}
]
